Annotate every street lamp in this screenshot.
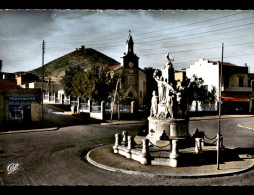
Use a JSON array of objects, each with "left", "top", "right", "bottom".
[{"left": 217, "top": 43, "right": 224, "bottom": 170}]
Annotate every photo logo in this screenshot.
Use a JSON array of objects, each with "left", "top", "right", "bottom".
[{"left": 7, "top": 163, "right": 19, "bottom": 174}]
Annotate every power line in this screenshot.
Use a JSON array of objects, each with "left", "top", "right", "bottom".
[
  {"left": 48, "top": 10, "right": 250, "bottom": 45},
  {"left": 132, "top": 10, "right": 250, "bottom": 37},
  {"left": 46, "top": 11, "right": 250, "bottom": 47},
  {"left": 136, "top": 32, "right": 254, "bottom": 52},
  {"left": 132, "top": 15, "right": 254, "bottom": 41}
]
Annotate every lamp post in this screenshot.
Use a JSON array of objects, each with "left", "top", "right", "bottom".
[{"left": 217, "top": 43, "right": 224, "bottom": 170}]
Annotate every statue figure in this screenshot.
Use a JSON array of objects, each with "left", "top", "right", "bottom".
[
  {"left": 154, "top": 74, "right": 165, "bottom": 103},
  {"left": 165, "top": 82, "right": 177, "bottom": 95},
  {"left": 176, "top": 83, "right": 187, "bottom": 118},
  {"left": 165, "top": 52, "right": 174, "bottom": 66},
  {"left": 163, "top": 52, "right": 175, "bottom": 85},
  {"left": 150, "top": 91, "right": 158, "bottom": 117},
  {"left": 166, "top": 93, "right": 174, "bottom": 118}
]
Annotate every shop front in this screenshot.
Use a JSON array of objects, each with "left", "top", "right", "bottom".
[{"left": 0, "top": 88, "right": 42, "bottom": 128}]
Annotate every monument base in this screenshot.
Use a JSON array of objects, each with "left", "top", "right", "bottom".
[{"left": 146, "top": 117, "right": 189, "bottom": 145}]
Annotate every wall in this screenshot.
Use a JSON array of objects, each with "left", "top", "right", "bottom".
[
  {"left": 0, "top": 88, "right": 42, "bottom": 126},
  {"left": 186, "top": 59, "right": 219, "bottom": 111}
]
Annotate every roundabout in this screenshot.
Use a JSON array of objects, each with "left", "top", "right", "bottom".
[{"left": 86, "top": 143, "right": 254, "bottom": 178}]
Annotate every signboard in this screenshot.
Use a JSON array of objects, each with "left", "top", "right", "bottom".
[{"left": 9, "top": 97, "right": 36, "bottom": 101}]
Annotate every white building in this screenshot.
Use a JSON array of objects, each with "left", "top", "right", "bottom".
[{"left": 186, "top": 59, "right": 252, "bottom": 113}]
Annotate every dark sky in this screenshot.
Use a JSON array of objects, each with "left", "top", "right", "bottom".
[{"left": 1, "top": 9, "right": 254, "bottom": 73}]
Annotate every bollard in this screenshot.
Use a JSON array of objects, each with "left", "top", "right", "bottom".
[
  {"left": 195, "top": 138, "right": 203, "bottom": 153},
  {"left": 141, "top": 138, "right": 149, "bottom": 165},
  {"left": 113, "top": 133, "right": 121, "bottom": 153},
  {"left": 169, "top": 139, "right": 179, "bottom": 167},
  {"left": 127, "top": 136, "right": 134, "bottom": 150},
  {"left": 126, "top": 135, "right": 134, "bottom": 158},
  {"left": 170, "top": 139, "right": 179, "bottom": 159},
  {"left": 121, "top": 131, "right": 128, "bottom": 146},
  {"left": 142, "top": 138, "right": 149, "bottom": 157}
]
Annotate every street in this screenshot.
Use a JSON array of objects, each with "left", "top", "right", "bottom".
[{"left": 0, "top": 107, "right": 254, "bottom": 186}]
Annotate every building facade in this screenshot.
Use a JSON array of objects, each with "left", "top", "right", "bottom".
[
  {"left": 0, "top": 63, "right": 42, "bottom": 128},
  {"left": 107, "top": 32, "right": 147, "bottom": 105},
  {"left": 186, "top": 59, "right": 252, "bottom": 113}
]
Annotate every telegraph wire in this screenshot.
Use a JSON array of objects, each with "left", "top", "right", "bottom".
[
  {"left": 48, "top": 10, "right": 250, "bottom": 45},
  {"left": 132, "top": 14, "right": 254, "bottom": 41},
  {"left": 46, "top": 20, "right": 254, "bottom": 51},
  {"left": 135, "top": 32, "right": 254, "bottom": 52}
]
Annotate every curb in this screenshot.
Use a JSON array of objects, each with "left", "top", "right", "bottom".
[
  {"left": 86, "top": 145, "right": 254, "bottom": 178},
  {"left": 101, "top": 120, "right": 147, "bottom": 126},
  {"left": 0, "top": 127, "right": 59, "bottom": 135},
  {"left": 237, "top": 123, "right": 254, "bottom": 131}
]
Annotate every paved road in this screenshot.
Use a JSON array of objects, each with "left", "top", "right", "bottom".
[{"left": 0, "top": 108, "right": 254, "bottom": 186}]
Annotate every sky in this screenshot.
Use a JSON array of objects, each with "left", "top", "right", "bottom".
[{"left": 1, "top": 9, "right": 254, "bottom": 73}]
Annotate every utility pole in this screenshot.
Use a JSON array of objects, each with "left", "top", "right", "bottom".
[
  {"left": 217, "top": 42, "right": 224, "bottom": 170},
  {"left": 41, "top": 40, "right": 45, "bottom": 124},
  {"left": 111, "top": 78, "right": 121, "bottom": 121}
]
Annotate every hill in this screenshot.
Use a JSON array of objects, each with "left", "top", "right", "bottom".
[{"left": 29, "top": 46, "right": 120, "bottom": 82}]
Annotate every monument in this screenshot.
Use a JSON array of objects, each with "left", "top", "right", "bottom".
[
  {"left": 112, "top": 53, "right": 193, "bottom": 167},
  {"left": 146, "top": 52, "right": 189, "bottom": 145}
]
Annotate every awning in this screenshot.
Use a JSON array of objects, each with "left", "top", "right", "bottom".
[{"left": 221, "top": 96, "right": 249, "bottom": 102}]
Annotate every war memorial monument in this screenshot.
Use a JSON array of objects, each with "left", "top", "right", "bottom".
[{"left": 86, "top": 53, "right": 254, "bottom": 177}]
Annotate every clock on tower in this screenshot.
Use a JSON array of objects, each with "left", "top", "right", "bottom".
[{"left": 128, "top": 61, "right": 134, "bottom": 68}]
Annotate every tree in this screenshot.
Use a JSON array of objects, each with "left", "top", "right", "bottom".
[
  {"left": 185, "top": 74, "right": 217, "bottom": 112},
  {"left": 60, "top": 65, "right": 83, "bottom": 97},
  {"left": 71, "top": 65, "right": 121, "bottom": 104}
]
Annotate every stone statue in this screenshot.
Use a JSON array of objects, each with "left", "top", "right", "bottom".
[
  {"left": 150, "top": 53, "right": 187, "bottom": 119},
  {"left": 166, "top": 93, "right": 174, "bottom": 118},
  {"left": 165, "top": 82, "right": 177, "bottom": 96},
  {"left": 165, "top": 52, "right": 174, "bottom": 65},
  {"left": 163, "top": 52, "right": 175, "bottom": 84},
  {"left": 150, "top": 91, "right": 158, "bottom": 117},
  {"left": 154, "top": 74, "right": 165, "bottom": 103}
]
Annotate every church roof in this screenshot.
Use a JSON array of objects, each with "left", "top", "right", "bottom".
[
  {"left": 104, "top": 64, "right": 121, "bottom": 72},
  {"left": 126, "top": 34, "right": 134, "bottom": 45}
]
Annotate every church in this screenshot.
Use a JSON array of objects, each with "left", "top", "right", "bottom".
[{"left": 106, "top": 32, "right": 147, "bottom": 105}]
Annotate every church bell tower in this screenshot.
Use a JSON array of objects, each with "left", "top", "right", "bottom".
[{"left": 121, "top": 30, "right": 139, "bottom": 69}]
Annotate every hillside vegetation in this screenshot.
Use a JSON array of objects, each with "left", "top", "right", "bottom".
[{"left": 29, "top": 47, "right": 120, "bottom": 81}]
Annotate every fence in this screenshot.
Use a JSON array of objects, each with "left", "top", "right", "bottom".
[
  {"left": 43, "top": 94, "right": 145, "bottom": 120},
  {"left": 43, "top": 92, "right": 71, "bottom": 105},
  {"left": 105, "top": 104, "right": 131, "bottom": 113}
]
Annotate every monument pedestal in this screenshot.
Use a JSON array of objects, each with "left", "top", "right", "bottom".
[{"left": 146, "top": 117, "right": 189, "bottom": 145}]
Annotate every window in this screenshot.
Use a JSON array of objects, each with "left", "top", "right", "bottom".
[
  {"left": 128, "top": 76, "right": 135, "bottom": 84},
  {"left": 224, "top": 76, "right": 229, "bottom": 87},
  {"left": 239, "top": 77, "right": 243, "bottom": 87}
]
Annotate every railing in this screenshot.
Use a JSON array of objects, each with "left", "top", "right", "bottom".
[
  {"left": 70, "top": 101, "right": 78, "bottom": 107},
  {"left": 91, "top": 105, "right": 101, "bottom": 113},
  {"left": 80, "top": 103, "right": 89, "bottom": 111},
  {"left": 105, "top": 105, "right": 131, "bottom": 113},
  {"left": 55, "top": 98, "right": 61, "bottom": 103},
  {"left": 223, "top": 86, "right": 252, "bottom": 92}
]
